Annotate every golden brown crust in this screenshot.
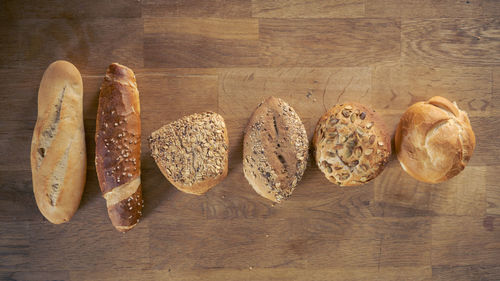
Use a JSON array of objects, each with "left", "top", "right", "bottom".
[
  {"left": 395, "top": 96, "right": 476, "bottom": 183},
  {"left": 106, "top": 184, "right": 143, "bottom": 228},
  {"left": 243, "top": 97, "right": 309, "bottom": 202},
  {"left": 95, "top": 63, "right": 142, "bottom": 232},
  {"left": 312, "top": 102, "right": 391, "bottom": 186},
  {"left": 31, "top": 60, "right": 86, "bottom": 224},
  {"left": 148, "top": 112, "right": 229, "bottom": 195}
]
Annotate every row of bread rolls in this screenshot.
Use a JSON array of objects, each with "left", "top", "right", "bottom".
[
  {"left": 31, "top": 61, "right": 476, "bottom": 230},
  {"left": 146, "top": 95, "right": 475, "bottom": 204},
  {"left": 244, "top": 96, "right": 475, "bottom": 202},
  {"left": 245, "top": 96, "right": 475, "bottom": 202}
]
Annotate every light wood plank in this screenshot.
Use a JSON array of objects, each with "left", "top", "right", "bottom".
[
  {"left": 148, "top": 217, "right": 430, "bottom": 270},
  {"left": 374, "top": 162, "right": 488, "bottom": 217},
  {"left": 402, "top": 18, "right": 500, "bottom": 67},
  {"left": 144, "top": 18, "right": 258, "bottom": 40},
  {"left": 371, "top": 65, "right": 496, "bottom": 116},
  {"left": 141, "top": 0, "right": 251, "bottom": 18},
  {"left": 260, "top": 18, "right": 400, "bottom": 67},
  {"left": 252, "top": 0, "right": 364, "bottom": 18},
  {"left": 144, "top": 18, "right": 259, "bottom": 67},
  {"left": 469, "top": 116, "right": 500, "bottom": 166},
  {"left": 487, "top": 163, "right": 500, "bottom": 215},
  {"left": 70, "top": 267, "right": 432, "bottom": 281},
  {"left": 482, "top": 0, "right": 500, "bottom": 17},
  {"left": 432, "top": 265, "right": 500, "bottom": 281},
  {"left": 432, "top": 216, "right": 500, "bottom": 266},
  {"left": 218, "top": 67, "right": 371, "bottom": 132},
  {"left": 0, "top": 271, "right": 69, "bottom": 281},
  {"left": 27, "top": 219, "right": 150, "bottom": 271},
  {"left": 366, "top": 0, "right": 483, "bottom": 18}
]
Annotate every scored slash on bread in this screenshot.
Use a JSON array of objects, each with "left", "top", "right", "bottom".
[
  {"left": 243, "top": 97, "right": 309, "bottom": 203},
  {"left": 313, "top": 102, "right": 391, "bottom": 186},
  {"left": 31, "top": 60, "right": 86, "bottom": 224},
  {"left": 95, "top": 63, "right": 143, "bottom": 232},
  {"left": 148, "top": 112, "right": 229, "bottom": 195},
  {"left": 395, "top": 96, "right": 476, "bottom": 183}
]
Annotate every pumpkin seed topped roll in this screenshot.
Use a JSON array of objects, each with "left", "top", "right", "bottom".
[{"left": 313, "top": 102, "right": 391, "bottom": 186}]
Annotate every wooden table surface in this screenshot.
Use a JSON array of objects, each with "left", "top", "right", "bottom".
[{"left": 1, "top": 1, "right": 500, "bottom": 280}]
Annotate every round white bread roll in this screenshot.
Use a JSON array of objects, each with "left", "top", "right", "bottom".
[{"left": 395, "top": 96, "right": 476, "bottom": 183}]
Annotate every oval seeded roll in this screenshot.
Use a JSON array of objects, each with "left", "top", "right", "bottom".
[
  {"left": 148, "top": 112, "right": 229, "bottom": 195},
  {"left": 243, "top": 97, "right": 309, "bottom": 203},
  {"left": 313, "top": 102, "right": 391, "bottom": 186},
  {"left": 395, "top": 96, "right": 475, "bottom": 183}
]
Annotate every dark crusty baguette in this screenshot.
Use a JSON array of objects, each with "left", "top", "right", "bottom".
[
  {"left": 395, "top": 96, "right": 475, "bottom": 183},
  {"left": 243, "top": 97, "right": 309, "bottom": 203},
  {"left": 31, "top": 60, "right": 86, "bottom": 224},
  {"left": 312, "top": 102, "right": 391, "bottom": 186},
  {"left": 148, "top": 112, "right": 229, "bottom": 195},
  {"left": 95, "top": 63, "right": 143, "bottom": 232}
]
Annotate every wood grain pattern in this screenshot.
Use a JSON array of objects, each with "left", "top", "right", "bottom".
[
  {"left": 0, "top": 222, "right": 29, "bottom": 270},
  {"left": 0, "top": 0, "right": 141, "bottom": 19},
  {"left": 142, "top": 0, "right": 251, "bottom": 18},
  {"left": 432, "top": 216, "right": 500, "bottom": 265},
  {"left": 16, "top": 18, "right": 143, "bottom": 71},
  {"left": 0, "top": 20, "right": 19, "bottom": 67},
  {"left": 218, "top": 67, "right": 371, "bottom": 134},
  {"left": 371, "top": 65, "right": 496, "bottom": 115},
  {"left": 259, "top": 18, "right": 401, "bottom": 67},
  {"left": 402, "top": 18, "right": 500, "bottom": 67},
  {"left": 0, "top": 171, "right": 38, "bottom": 222},
  {"left": 66, "top": 267, "right": 432, "bottom": 281},
  {"left": 374, "top": 162, "right": 488, "bottom": 217},
  {"left": 144, "top": 17, "right": 259, "bottom": 67},
  {"left": 252, "top": 0, "right": 365, "bottom": 18},
  {"left": 482, "top": 0, "right": 500, "bottom": 16},
  {"left": 431, "top": 265, "right": 500, "bottom": 281},
  {"left": 365, "top": 0, "right": 484, "bottom": 18},
  {"left": 0, "top": 271, "right": 70, "bottom": 281},
  {"left": 1, "top": 0, "right": 499, "bottom": 280}
]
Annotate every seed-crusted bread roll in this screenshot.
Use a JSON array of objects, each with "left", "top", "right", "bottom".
[
  {"left": 148, "top": 112, "right": 229, "bottom": 195},
  {"left": 313, "top": 102, "right": 391, "bottom": 186},
  {"left": 31, "top": 60, "right": 86, "bottom": 224},
  {"left": 395, "top": 96, "right": 475, "bottom": 183},
  {"left": 243, "top": 97, "right": 308, "bottom": 203},
  {"left": 95, "top": 63, "right": 143, "bottom": 232}
]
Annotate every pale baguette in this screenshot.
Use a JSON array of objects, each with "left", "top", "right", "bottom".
[{"left": 31, "top": 60, "right": 86, "bottom": 224}]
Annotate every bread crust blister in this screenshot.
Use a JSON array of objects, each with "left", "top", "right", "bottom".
[
  {"left": 313, "top": 102, "right": 391, "bottom": 186},
  {"left": 243, "top": 97, "right": 309, "bottom": 203},
  {"left": 395, "top": 96, "right": 475, "bottom": 183}
]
